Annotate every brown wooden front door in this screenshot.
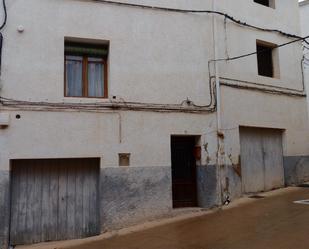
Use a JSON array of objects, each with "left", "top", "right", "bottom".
[{"left": 171, "top": 136, "right": 197, "bottom": 208}]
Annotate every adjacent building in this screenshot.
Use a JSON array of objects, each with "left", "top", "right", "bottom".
[
  {"left": 300, "top": 0, "right": 309, "bottom": 114},
  {"left": 0, "top": 0, "right": 309, "bottom": 248}
]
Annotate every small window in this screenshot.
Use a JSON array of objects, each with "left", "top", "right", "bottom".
[
  {"left": 256, "top": 41, "right": 277, "bottom": 78},
  {"left": 254, "top": 0, "right": 275, "bottom": 8},
  {"left": 254, "top": 0, "right": 269, "bottom": 7},
  {"left": 64, "top": 40, "right": 108, "bottom": 98}
]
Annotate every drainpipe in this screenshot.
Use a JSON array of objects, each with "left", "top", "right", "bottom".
[{"left": 212, "top": 0, "right": 223, "bottom": 206}]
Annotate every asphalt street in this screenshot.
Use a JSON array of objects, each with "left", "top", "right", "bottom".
[{"left": 62, "top": 187, "right": 309, "bottom": 249}]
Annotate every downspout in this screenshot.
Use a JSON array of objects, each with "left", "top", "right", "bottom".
[{"left": 212, "top": 0, "right": 223, "bottom": 206}]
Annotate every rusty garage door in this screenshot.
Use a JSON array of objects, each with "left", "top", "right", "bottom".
[
  {"left": 10, "top": 158, "right": 100, "bottom": 246},
  {"left": 240, "top": 127, "right": 284, "bottom": 193}
]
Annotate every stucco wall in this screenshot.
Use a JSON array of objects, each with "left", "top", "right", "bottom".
[
  {"left": 0, "top": 111, "right": 219, "bottom": 171},
  {"left": 1, "top": 0, "right": 214, "bottom": 105},
  {"left": 0, "top": 0, "right": 304, "bottom": 104},
  {"left": 0, "top": 0, "right": 307, "bottom": 168}
]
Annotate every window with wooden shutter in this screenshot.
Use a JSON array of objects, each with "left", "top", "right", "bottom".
[{"left": 64, "top": 41, "right": 109, "bottom": 98}]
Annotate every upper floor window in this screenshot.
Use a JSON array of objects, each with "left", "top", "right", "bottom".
[
  {"left": 256, "top": 40, "right": 279, "bottom": 78},
  {"left": 254, "top": 0, "right": 275, "bottom": 8},
  {"left": 64, "top": 40, "right": 109, "bottom": 98}
]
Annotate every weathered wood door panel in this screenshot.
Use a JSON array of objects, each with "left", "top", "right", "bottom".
[
  {"left": 240, "top": 127, "right": 284, "bottom": 193},
  {"left": 10, "top": 158, "right": 100, "bottom": 246},
  {"left": 240, "top": 129, "right": 264, "bottom": 193},
  {"left": 171, "top": 136, "right": 197, "bottom": 208},
  {"left": 263, "top": 130, "right": 284, "bottom": 191}
]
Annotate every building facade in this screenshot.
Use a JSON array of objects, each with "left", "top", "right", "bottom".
[{"left": 0, "top": 0, "right": 309, "bottom": 248}]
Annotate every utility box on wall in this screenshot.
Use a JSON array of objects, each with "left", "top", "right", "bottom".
[{"left": 119, "top": 153, "right": 130, "bottom": 166}]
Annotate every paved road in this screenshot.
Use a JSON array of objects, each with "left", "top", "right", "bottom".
[{"left": 68, "top": 187, "right": 309, "bottom": 249}]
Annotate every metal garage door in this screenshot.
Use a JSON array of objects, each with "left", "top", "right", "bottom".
[
  {"left": 240, "top": 127, "right": 284, "bottom": 193},
  {"left": 10, "top": 158, "right": 100, "bottom": 246}
]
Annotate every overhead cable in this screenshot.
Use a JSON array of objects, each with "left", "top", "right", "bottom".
[
  {"left": 0, "top": 0, "right": 7, "bottom": 74},
  {"left": 0, "top": 0, "right": 6, "bottom": 30},
  {"left": 92, "top": 0, "right": 309, "bottom": 45},
  {"left": 1, "top": 1, "right": 307, "bottom": 113},
  {"left": 210, "top": 35, "right": 309, "bottom": 63},
  {"left": 2, "top": 35, "right": 307, "bottom": 113},
  {"left": 207, "top": 35, "right": 309, "bottom": 96}
]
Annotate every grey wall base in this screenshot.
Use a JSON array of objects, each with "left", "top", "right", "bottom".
[
  {"left": 101, "top": 165, "right": 242, "bottom": 231},
  {"left": 197, "top": 165, "right": 219, "bottom": 208},
  {"left": 197, "top": 165, "right": 242, "bottom": 208},
  {"left": 284, "top": 156, "right": 309, "bottom": 185},
  {"left": 100, "top": 166, "right": 172, "bottom": 231},
  {"left": 225, "top": 165, "right": 242, "bottom": 201},
  {"left": 0, "top": 171, "right": 10, "bottom": 249}
]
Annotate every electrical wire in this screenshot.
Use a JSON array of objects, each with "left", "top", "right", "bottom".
[
  {"left": 0, "top": 96, "right": 216, "bottom": 114},
  {"left": 0, "top": 0, "right": 7, "bottom": 74},
  {"left": 211, "top": 35, "right": 309, "bottom": 63},
  {"left": 0, "top": 0, "right": 217, "bottom": 113},
  {"left": 91, "top": 0, "right": 309, "bottom": 45},
  {"left": 207, "top": 35, "right": 308, "bottom": 96},
  {"left": 0, "top": 0, "right": 6, "bottom": 31},
  {"left": 206, "top": 35, "right": 309, "bottom": 98},
  {"left": 91, "top": 0, "right": 309, "bottom": 102},
  {"left": 2, "top": 34, "right": 307, "bottom": 113},
  {"left": 1, "top": 0, "right": 307, "bottom": 113}
]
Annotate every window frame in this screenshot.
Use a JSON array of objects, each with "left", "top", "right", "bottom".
[
  {"left": 64, "top": 48, "right": 108, "bottom": 99},
  {"left": 256, "top": 40, "right": 280, "bottom": 79},
  {"left": 253, "top": 0, "right": 275, "bottom": 8}
]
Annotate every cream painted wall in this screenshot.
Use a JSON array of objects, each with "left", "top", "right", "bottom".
[
  {"left": 0, "top": 0, "right": 308, "bottom": 171},
  {"left": 0, "top": 110, "right": 218, "bottom": 170}
]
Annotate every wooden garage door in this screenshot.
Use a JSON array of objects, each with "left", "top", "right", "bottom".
[
  {"left": 240, "top": 127, "right": 284, "bottom": 193},
  {"left": 10, "top": 158, "right": 100, "bottom": 246}
]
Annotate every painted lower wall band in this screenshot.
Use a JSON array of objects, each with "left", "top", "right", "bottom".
[
  {"left": 1, "top": 157, "right": 309, "bottom": 248},
  {"left": 0, "top": 171, "right": 10, "bottom": 249},
  {"left": 283, "top": 156, "right": 309, "bottom": 185}
]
